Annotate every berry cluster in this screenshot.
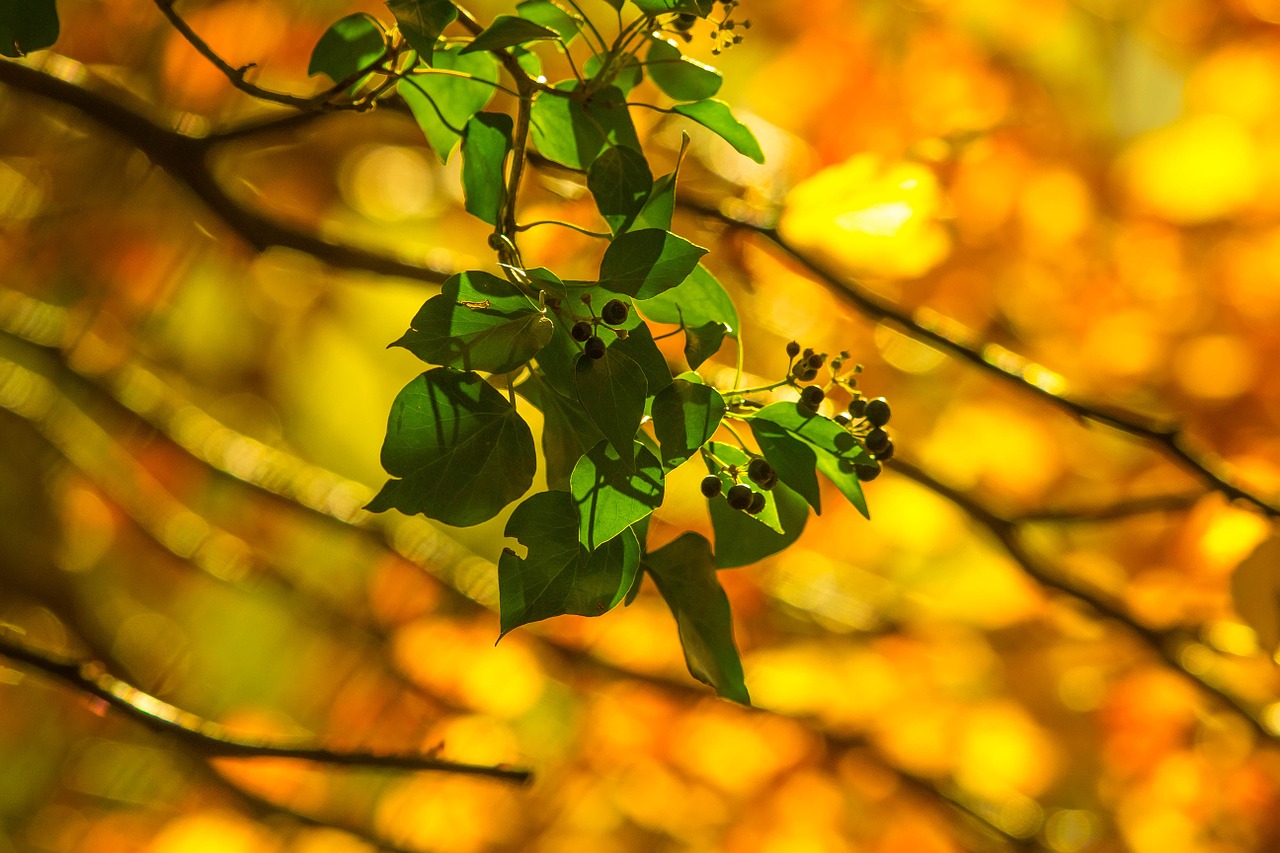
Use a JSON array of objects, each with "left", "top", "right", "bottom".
[
  {"left": 701, "top": 456, "right": 776, "bottom": 516},
  {"left": 571, "top": 296, "right": 631, "bottom": 359}
]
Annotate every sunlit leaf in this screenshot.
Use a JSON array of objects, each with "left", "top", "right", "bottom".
[
  {"left": 517, "top": 371, "right": 603, "bottom": 490},
  {"left": 575, "top": 348, "right": 647, "bottom": 468},
  {"left": 746, "top": 419, "right": 822, "bottom": 512},
  {"left": 391, "top": 271, "right": 552, "bottom": 374},
  {"left": 531, "top": 83, "right": 640, "bottom": 169},
  {"left": 584, "top": 53, "right": 644, "bottom": 96},
  {"left": 386, "top": 0, "right": 456, "bottom": 64},
  {"left": 673, "top": 99, "right": 765, "bottom": 163},
  {"left": 368, "top": 369, "right": 536, "bottom": 526},
  {"left": 516, "top": 0, "right": 582, "bottom": 43},
  {"left": 683, "top": 321, "right": 726, "bottom": 369},
  {"left": 460, "top": 112, "right": 513, "bottom": 225},
  {"left": 704, "top": 442, "right": 809, "bottom": 566},
  {"left": 398, "top": 46, "right": 500, "bottom": 163},
  {"left": 749, "top": 402, "right": 872, "bottom": 518},
  {"left": 650, "top": 376, "right": 725, "bottom": 469},
  {"left": 0, "top": 0, "right": 58, "bottom": 57},
  {"left": 635, "top": 263, "right": 739, "bottom": 339},
  {"left": 308, "top": 13, "right": 385, "bottom": 86},
  {"left": 647, "top": 36, "right": 722, "bottom": 102},
  {"left": 498, "top": 491, "right": 639, "bottom": 635},
  {"left": 461, "top": 15, "right": 559, "bottom": 54},
  {"left": 588, "top": 145, "right": 653, "bottom": 235},
  {"left": 645, "top": 532, "right": 749, "bottom": 704},
  {"left": 571, "top": 440, "right": 664, "bottom": 549},
  {"left": 598, "top": 228, "right": 708, "bottom": 299}
]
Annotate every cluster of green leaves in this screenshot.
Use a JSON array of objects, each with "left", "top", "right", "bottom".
[{"left": 304, "top": 0, "right": 874, "bottom": 703}]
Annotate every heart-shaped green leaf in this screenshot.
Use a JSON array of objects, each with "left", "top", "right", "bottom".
[
  {"left": 647, "top": 36, "right": 722, "bottom": 102},
  {"left": 398, "top": 46, "right": 500, "bottom": 162},
  {"left": 588, "top": 145, "right": 653, "bottom": 235},
  {"left": 575, "top": 348, "right": 648, "bottom": 468},
  {"left": 308, "top": 13, "right": 386, "bottom": 88},
  {"left": 386, "top": 0, "right": 456, "bottom": 65},
  {"left": 598, "top": 229, "right": 707, "bottom": 299},
  {"left": 571, "top": 440, "right": 664, "bottom": 549},
  {"left": 673, "top": 99, "right": 764, "bottom": 163},
  {"left": 461, "top": 15, "right": 560, "bottom": 54},
  {"left": 651, "top": 377, "right": 725, "bottom": 470},
  {"left": 531, "top": 83, "right": 640, "bottom": 170},
  {"left": 460, "top": 112, "right": 513, "bottom": 225}
]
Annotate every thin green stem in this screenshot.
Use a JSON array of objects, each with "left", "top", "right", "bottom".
[
  {"left": 561, "top": 0, "right": 609, "bottom": 55},
  {"left": 515, "top": 219, "right": 611, "bottom": 239},
  {"left": 721, "top": 420, "right": 751, "bottom": 453}
]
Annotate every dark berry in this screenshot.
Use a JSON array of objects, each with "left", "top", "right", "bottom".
[
  {"left": 601, "top": 299, "right": 629, "bottom": 326},
  {"left": 747, "top": 458, "right": 774, "bottom": 484},
  {"left": 865, "top": 427, "right": 890, "bottom": 454},
  {"left": 798, "top": 368, "right": 818, "bottom": 382},
  {"left": 838, "top": 458, "right": 856, "bottom": 474},
  {"left": 571, "top": 320, "right": 593, "bottom": 342},
  {"left": 584, "top": 336, "right": 607, "bottom": 359},
  {"left": 833, "top": 431, "right": 856, "bottom": 452},
  {"left": 848, "top": 398, "right": 867, "bottom": 418},
  {"left": 673, "top": 12, "right": 697, "bottom": 30},
  {"left": 855, "top": 463, "right": 881, "bottom": 482},
  {"left": 801, "top": 347, "right": 814, "bottom": 360},
  {"left": 786, "top": 341, "right": 800, "bottom": 358},
  {"left": 726, "top": 483, "right": 754, "bottom": 511},
  {"left": 874, "top": 437, "right": 895, "bottom": 461},
  {"left": 746, "top": 492, "right": 766, "bottom": 514},
  {"left": 834, "top": 413, "right": 851, "bottom": 427},
  {"left": 865, "top": 397, "right": 891, "bottom": 426},
  {"left": 800, "top": 385, "right": 825, "bottom": 409},
  {"left": 806, "top": 353, "right": 825, "bottom": 370},
  {"left": 700, "top": 475, "right": 722, "bottom": 498},
  {"left": 758, "top": 472, "right": 777, "bottom": 491}
]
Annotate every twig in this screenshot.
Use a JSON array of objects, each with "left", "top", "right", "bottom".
[
  {"left": 0, "top": 629, "right": 531, "bottom": 783},
  {"left": 1011, "top": 491, "right": 1203, "bottom": 524}
]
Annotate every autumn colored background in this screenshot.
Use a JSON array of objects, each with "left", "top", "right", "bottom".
[{"left": 4, "top": 0, "right": 1280, "bottom": 851}]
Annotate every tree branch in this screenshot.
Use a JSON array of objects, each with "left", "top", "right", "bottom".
[
  {"left": 0, "top": 629, "right": 531, "bottom": 783},
  {"left": 0, "top": 59, "right": 449, "bottom": 285}
]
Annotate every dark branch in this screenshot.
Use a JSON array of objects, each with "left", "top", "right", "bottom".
[
  {"left": 0, "top": 629, "right": 531, "bottom": 783},
  {"left": 0, "top": 59, "right": 449, "bottom": 285},
  {"left": 1011, "top": 491, "right": 1203, "bottom": 524}
]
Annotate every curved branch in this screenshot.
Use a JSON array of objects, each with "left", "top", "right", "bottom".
[
  {"left": 0, "top": 629, "right": 531, "bottom": 783},
  {"left": 1011, "top": 491, "right": 1203, "bottom": 524},
  {"left": 0, "top": 59, "right": 449, "bottom": 285}
]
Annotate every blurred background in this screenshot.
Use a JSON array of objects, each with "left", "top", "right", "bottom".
[{"left": 3, "top": 0, "right": 1280, "bottom": 850}]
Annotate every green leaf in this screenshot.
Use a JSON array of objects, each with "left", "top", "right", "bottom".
[
  {"left": 518, "top": 372, "right": 603, "bottom": 490},
  {"left": 647, "top": 37, "right": 722, "bottom": 102},
  {"left": 644, "top": 532, "right": 749, "bottom": 704},
  {"left": 498, "top": 491, "right": 639, "bottom": 635},
  {"left": 398, "top": 46, "right": 500, "bottom": 163},
  {"left": 0, "top": 0, "right": 58, "bottom": 57},
  {"left": 745, "top": 419, "right": 822, "bottom": 512},
  {"left": 571, "top": 440, "right": 664, "bottom": 549},
  {"left": 367, "top": 369, "right": 536, "bottom": 526},
  {"left": 461, "top": 15, "right": 559, "bottom": 54},
  {"left": 610, "top": 310, "right": 673, "bottom": 398},
  {"left": 588, "top": 145, "right": 653, "bottom": 236},
  {"left": 512, "top": 45, "right": 542, "bottom": 78},
  {"left": 386, "top": 0, "right": 456, "bottom": 65},
  {"left": 673, "top": 99, "right": 765, "bottom": 164},
  {"left": 598, "top": 229, "right": 707, "bottom": 300},
  {"left": 749, "top": 402, "right": 873, "bottom": 519},
  {"left": 704, "top": 442, "right": 809, "bottom": 566},
  {"left": 530, "top": 83, "right": 641, "bottom": 170},
  {"left": 391, "top": 271, "right": 552, "bottom": 374},
  {"left": 516, "top": 0, "right": 582, "bottom": 43},
  {"left": 630, "top": 0, "right": 714, "bottom": 13},
  {"left": 704, "top": 442, "right": 784, "bottom": 534},
  {"left": 308, "top": 13, "right": 386, "bottom": 86},
  {"left": 684, "top": 321, "right": 726, "bottom": 369},
  {"left": 636, "top": 263, "right": 739, "bottom": 339},
  {"left": 631, "top": 133, "right": 688, "bottom": 232},
  {"left": 575, "top": 348, "right": 647, "bottom": 468},
  {"left": 460, "top": 112, "right": 512, "bottom": 225},
  {"left": 651, "top": 377, "right": 725, "bottom": 469},
  {"left": 584, "top": 53, "right": 644, "bottom": 96}
]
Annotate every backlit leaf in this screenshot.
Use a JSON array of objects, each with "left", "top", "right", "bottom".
[
  {"left": 386, "top": 0, "right": 456, "bottom": 64},
  {"left": 531, "top": 83, "right": 640, "bottom": 170},
  {"left": 460, "top": 112, "right": 513, "bottom": 225},
  {"left": 647, "top": 36, "right": 722, "bottom": 102},
  {"left": 516, "top": 0, "right": 582, "bottom": 43},
  {"left": 588, "top": 145, "right": 653, "bottom": 235},
  {"left": 635, "top": 263, "right": 739, "bottom": 338},
  {"left": 517, "top": 372, "right": 603, "bottom": 490},
  {"left": 575, "top": 347, "right": 647, "bottom": 468},
  {"left": 308, "top": 13, "right": 386, "bottom": 87},
  {"left": 571, "top": 440, "right": 664, "bottom": 549},
  {"left": 598, "top": 228, "right": 708, "bottom": 299},
  {"left": 651, "top": 377, "right": 725, "bottom": 469},
  {"left": 750, "top": 402, "right": 872, "bottom": 518},
  {"left": 460, "top": 15, "right": 560, "bottom": 54},
  {"left": 673, "top": 99, "right": 765, "bottom": 163},
  {"left": 398, "top": 46, "right": 500, "bottom": 162}
]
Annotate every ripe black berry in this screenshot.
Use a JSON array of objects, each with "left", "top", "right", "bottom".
[
  {"left": 855, "top": 463, "right": 881, "bottom": 482},
  {"left": 848, "top": 398, "right": 867, "bottom": 418},
  {"left": 746, "top": 492, "right": 766, "bottom": 514},
  {"left": 747, "top": 458, "right": 774, "bottom": 485},
  {"left": 801, "top": 348, "right": 814, "bottom": 360},
  {"left": 800, "top": 385, "right": 825, "bottom": 409},
  {"left": 758, "top": 472, "right": 776, "bottom": 491},
  {"left": 571, "top": 320, "right": 592, "bottom": 342},
  {"left": 806, "top": 353, "right": 825, "bottom": 370},
  {"left": 798, "top": 368, "right": 818, "bottom": 382},
  {"left": 786, "top": 341, "right": 800, "bottom": 358},
  {"left": 584, "top": 336, "right": 607, "bottom": 359},
  {"left": 865, "top": 427, "right": 890, "bottom": 454},
  {"left": 865, "top": 397, "right": 891, "bottom": 426},
  {"left": 834, "top": 413, "right": 851, "bottom": 427},
  {"left": 700, "top": 475, "right": 722, "bottom": 498},
  {"left": 726, "top": 483, "right": 754, "bottom": 511},
  {"left": 601, "top": 298, "right": 629, "bottom": 326},
  {"left": 874, "top": 437, "right": 895, "bottom": 461}
]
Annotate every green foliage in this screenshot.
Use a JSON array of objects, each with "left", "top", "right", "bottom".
[
  {"left": 0, "top": 0, "right": 59, "bottom": 58},
  {"left": 289, "top": 0, "right": 895, "bottom": 699}
]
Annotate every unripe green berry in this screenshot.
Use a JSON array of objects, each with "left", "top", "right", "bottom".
[
  {"left": 601, "top": 298, "right": 629, "bottom": 326},
  {"left": 865, "top": 427, "right": 890, "bottom": 454},
  {"left": 726, "top": 483, "right": 754, "bottom": 511},
  {"left": 747, "top": 457, "right": 774, "bottom": 485},
  {"left": 584, "top": 336, "right": 607, "bottom": 359},
  {"left": 855, "top": 463, "right": 881, "bottom": 482},
  {"left": 865, "top": 397, "right": 891, "bottom": 426},
  {"left": 746, "top": 492, "right": 766, "bottom": 514},
  {"left": 800, "top": 385, "right": 825, "bottom": 409},
  {"left": 571, "top": 320, "right": 593, "bottom": 342},
  {"left": 700, "top": 475, "right": 722, "bottom": 498}
]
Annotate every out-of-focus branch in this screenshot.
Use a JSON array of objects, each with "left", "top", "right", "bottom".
[
  {"left": 886, "top": 458, "right": 1275, "bottom": 741},
  {"left": 679, "top": 199, "right": 1280, "bottom": 520},
  {"left": 0, "top": 629, "right": 531, "bottom": 783},
  {"left": 1011, "top": 491, "right": 1203, "bottom": 524},
  {"left": 0, "top": 59, "right": 450, "bottom": 285}
]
